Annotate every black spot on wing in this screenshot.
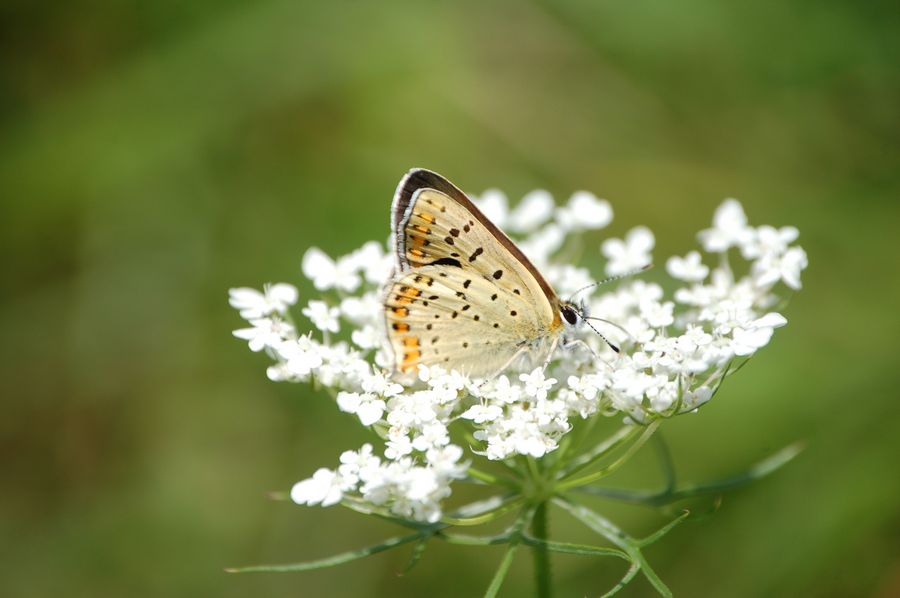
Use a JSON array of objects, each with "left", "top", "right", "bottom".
[{"left": 430, "top": 257, "right": 462, "bottom": 268}]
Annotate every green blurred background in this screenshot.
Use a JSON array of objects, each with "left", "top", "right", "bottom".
[{"left": 2, "top": 1, "right": 898, "bottom": 596}]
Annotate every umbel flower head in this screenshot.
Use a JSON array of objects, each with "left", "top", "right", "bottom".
[
  {"left": 227, "top": 179, "right": 806, "bottom": 595},
  {"left": 229, "top": 188, "right": 806, "bottom": 523}
]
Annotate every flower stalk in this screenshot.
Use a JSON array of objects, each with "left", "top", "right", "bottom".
[{"left": 531, "top": 501, "right": 552, "bottom": 598}]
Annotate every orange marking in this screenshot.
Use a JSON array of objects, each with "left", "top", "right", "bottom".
[
  {"left": 409, "top": 248, "right": 426, "bottom": 258},
  {"left": 420, "top": 213, "right": 435, "bottom": 223},
  {"left": 411, "top": 235, "right": 427, "bottom": 246},
  {"left": 401, "top": 350, "right": 421, "bottom": 369},
  {"left": 402, "top": 337, "right": 420, "bottom": 348},
  {"left": 392, "top": 307, "right": 409, "bottom": 317},
  {"left": 395, "top": 287, "right": 421, "bottom": 305},
  {"left": 412, "top": 224, "right": 430, "bottom": 234},
  {"left": 392, "top": 323, "right": 410, "bottom": 332}
]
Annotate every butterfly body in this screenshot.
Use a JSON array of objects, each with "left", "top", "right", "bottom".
[{"left": 384, "top": 169, "right": 580, "bottom": 378}]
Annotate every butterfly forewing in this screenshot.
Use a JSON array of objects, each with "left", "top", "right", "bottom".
[
  {"left": 384, "top": 169, "right": 566, "bottom": 377},
  {"left": 393, "top": 170, "right": 560, "bottom": 319}
]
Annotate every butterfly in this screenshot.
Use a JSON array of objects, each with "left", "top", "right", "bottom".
[{"left": 383, "top": 169, "right": 600, "bottom": 379}]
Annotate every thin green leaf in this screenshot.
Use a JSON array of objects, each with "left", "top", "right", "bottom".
[
  {"left": 637, "top": 510, "right": 690, "bottom": 548},
  {"left": 466, "top": 467, "right": 520, "bottom": 489},
  {"left": 340, "top": 498, "right": 437, "bottom": 530},
  {"left": 557, "top": 421, "right": 661, "bottom": 491},
  {"left": 576, "top": 441, "right": 804, "bottom": 506},
  {"left": 559, "top": 425, "right": 638, "bottom": 478},
  {"left": 442, "top": 497, "right": 525, "bottom": 527},
  {"left": 555, "top": 498, "right": 672, "bottom": 597},
  {"left": 553, "top": 498, "right": 632, "bottom": 550},
  {"left": 602, "top": 562, "right": 640, "bottom": 598},
  {"left": 483, "top": 542, "right": 522, "bottom": 598},
  {"left": 520, "top": 535, "right": 629, "bottom": 560},
  {"left": 439, "top": 531, "right": 512, "bottom": 546},
  {"left": 398, "top": 538, "right": 429, "bottom": 576},
  {"left": 483, "top": 509, "right": 532, "bottom": 598},
  {"left": 652, "top": 433, "right": 676, "bottom": 492},
  {"left": 225, "top": 532, "right": 422, "bottom": 573},
  {"left": 449, "top": 495, "right": 514, "bottom": 519},
  {"left": 631, "top": 553, "right": 672, "bottom": 598}
]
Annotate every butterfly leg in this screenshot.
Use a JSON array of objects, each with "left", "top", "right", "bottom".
[
  {"left": 562, "top": 337, "right": 596, "bottom": 359},
  {"left": 477, "top": 346, "right": 530, "bottom": 386},
  {"left": 540, "top": 336, "right": 561, "bottom": 373},
  {"left": 563, "top": 337, "right": 616, "bottom": 371}
]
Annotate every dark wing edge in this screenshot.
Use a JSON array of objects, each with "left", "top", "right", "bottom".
[{"left": 389, "top": 168, "right": 561, "bottom": 306}]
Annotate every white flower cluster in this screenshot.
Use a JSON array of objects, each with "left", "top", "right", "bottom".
[{"left": 229, "top": 189, "right": 806, "bottom": 521}]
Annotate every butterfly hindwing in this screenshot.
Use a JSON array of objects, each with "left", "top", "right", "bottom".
[{"left": 384, "top": 265, "right": 550, "bottom": 377}]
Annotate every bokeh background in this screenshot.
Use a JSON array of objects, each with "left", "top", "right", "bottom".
[{"left": 2, "top": 1, "right": 899, "bottom": 596}]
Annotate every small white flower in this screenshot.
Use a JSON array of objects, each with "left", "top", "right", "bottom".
[
  {"left": 520, "top": 368, "right": 557, "bottom": 401},
  {"left": 340, "top": 292, "right": 382, "bottom": 325},
  {"left": 412, "top": 422, "right": 450, "bottom": 451},
  {"left": 698, "top": 199, "right": 754, "bottom": 253},
  {"left": 567, "top": 374, "right": 609, "bottom": 401},
  {"left": 351, "top": 325, "right": 382, "bottom": 350},
  {"left": 730, "top": 313, "right": 787, "bottom": 356},
  {"left": 384, "top": 435, "right": 414, "bottom": 460},
  {"left": 338, "top": 444, "right": 380, "bottom": 486},
  {"left": 752, "top": 246, "right": 808, "bottom": 290},
  {"left": 337, "top": 392, "right": 385, "bottom": 426},
  {"left": 640, "top": 299, "right": 675, "bottom": 328},
  {"left": 349, "top": 241, "right": 393, "bottom": 285},
  {"left": 601, "top": 226, "right": 654, "bottom": 276},
  {"left": 519, "top": 223, "right": 565, "bottom": 264},
  {"left": 556, "top": 191, "right": 613, "bottom": 231},
  {"left": 472, "top": 189, "right": 509, "bottom": 228},
  {"left": 228, "top": 283, "right": 299, "bottom": 319},
  {"left": 302, "top": 247, "right": 361, "bottom": 292},
  {"left": 460, "top": 403, "right": 503, "bottom": 423},
  {"left": 302, "top": 300, "right": 340, "bottom": 333},
  {"left": 232, "top": 318, "right": 294, "bottom": 352},
  {"left": 484, "top": 375, "right": 522, "bottom": 404},
  {"left": 362, "top": 371, "right": 404, "bottom": 397},
  {"left": 544, "top": 265, "right": 594, "bottom": 298},
  {"left": 741, "top": 225, "right": 799, "bottom": 260},
  {"left": 426, "top": 444, "right": 466, "bottom": 476},
  {"left": 731, "top": 326, "right": 774, "bottom": 356},
  {"left": 666, "top": 251, "right": 709, "bottom": 282},
  {"left": 276, "top": 336, "right": 324, "bottom": 377},
  {"left": 291, "top": 468, "right": 345, "bottom": 507},
  {"left": 508, "top": 190, "right": 555, "bottom": 233}
]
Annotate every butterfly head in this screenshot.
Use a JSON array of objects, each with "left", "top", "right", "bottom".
[
  {"left": 559, "top": 299, "right": 621, "bottom": 353},
  {"left": 559, "top": 300, "right": 588, "bottom": 329}
]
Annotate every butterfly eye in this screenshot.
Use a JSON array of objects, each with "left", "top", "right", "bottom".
[{"left": 561, "top": 306, "right": 579, "bottom": 325}]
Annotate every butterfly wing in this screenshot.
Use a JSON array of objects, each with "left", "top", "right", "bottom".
[
  {"left": 385, "top": 169, "right": 564, "bottom": 377},
  {"left": 384, "top": 265, "right": 555, "bottom": 377}
]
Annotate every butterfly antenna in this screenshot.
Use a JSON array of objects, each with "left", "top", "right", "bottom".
[
  {"left": 565, "top": 263, "right": 653, "bottom": 303},
  {"left": 583, "top": 316, "right": 636, "bottom": 342},
  {"left": 571, "top": 304, "right": 620, "bottom": 353}
]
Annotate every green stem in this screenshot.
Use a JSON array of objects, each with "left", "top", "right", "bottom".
[
  {"left": 557, "top": 420, "right": 660, "bottom": 491},
  {"left": 531, "top": 502, "right": 552, "bottom": 598},
  {"left": 467, "top": 466, "right": 520, "bottom": 490}
]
